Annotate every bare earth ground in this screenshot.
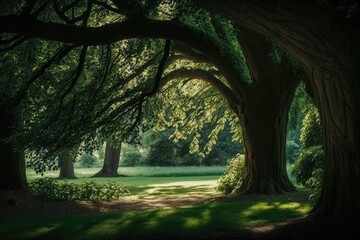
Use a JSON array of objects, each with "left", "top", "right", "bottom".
[{"left": 0, "top": 190, "right": 357, "bottom": 239}]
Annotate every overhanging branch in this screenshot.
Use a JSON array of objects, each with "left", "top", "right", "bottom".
[
  {"left": 0, "top": 15, "right": 244, "bottom": 91},
  {"left": 162, "top": 68, "right": 238, "bottom": 107}
]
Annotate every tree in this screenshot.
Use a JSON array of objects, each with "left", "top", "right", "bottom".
[
  {"left": 0, "top": 0, "right": 301, "bottom": 195},
  {"left": 58, "top": 151, "right": 76, "bottom": 179},
  {"left": 231, "top": 28, "right": 299, "bottom": 194},
  {"left": 196, "top": 0, "right": 360, "bottom": 221},
  {"left": 93, "top": 142, "right": 122, "bottom": 177},
  {"left": 1, "top": 0, "right": 359, "bottom": 220},
  {"left": 0, "top": 104, "right": 27, "bottom": 189},
  {"left": 79, "top": 153, "right": 97, "bottom": 168}
]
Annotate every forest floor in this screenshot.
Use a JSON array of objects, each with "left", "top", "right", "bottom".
[
  {"left": 0, "top": 190, "right": 358, "bottom": 240},
  {"left": 0, "top": 179, "right": 359, "bottom": 240}
]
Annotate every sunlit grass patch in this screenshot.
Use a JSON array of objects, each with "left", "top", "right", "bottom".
[{"left": 26, "top": 166, "right": 226, "bottom": 179}]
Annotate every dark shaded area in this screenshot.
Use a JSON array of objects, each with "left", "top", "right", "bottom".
[{"left": 0, "top": 104, "right": 27, "bottom": 190}]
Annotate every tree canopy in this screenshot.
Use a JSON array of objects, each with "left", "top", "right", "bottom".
[{"left": 1, "top": 0, "right": 360, "bottom": 220}]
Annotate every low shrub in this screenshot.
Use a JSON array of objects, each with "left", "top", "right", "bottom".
[
  {"left": 30, "top": 178, "right": 130, "bottom": 202},
  {"left": 306, "top": 168, "right": 323, "bottom": 202},
  {"left": 216, "top": 154, "right": 245, "bottom": 194},
  {"left": 292, "top": 145, "right": 324, "bottom": 187}
]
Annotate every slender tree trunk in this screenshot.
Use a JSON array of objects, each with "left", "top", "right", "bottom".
[
  {"left": 232, "top": 28, "right": 298, "bottom": 194},
  {"left": 93, "top": 142, "right": 121, "bottom": 177},
  {"left": 58, "top": 151, "right": 76, "bottom": 179},
  {"left": 0, "top": 104, "right": 27, "bottom": 190}
]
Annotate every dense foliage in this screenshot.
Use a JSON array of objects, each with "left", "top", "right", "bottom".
[
  {"left": 216, "top": 154, "right": 245, "bottom": 194},
  {"left": 292, "top": 145, "right": 324, "bottom": 186},
  {"left": 142, "top": 125, "right": 242, "bottom": 166},
  {"left": 79, "top": 153, "right": 97, "bottom": 168},
  {"left": 292, "top": 105, "right": 324, "bottom": 200},
  {"left": 30, "top": 178, "right": 129, "bottom": 202}
]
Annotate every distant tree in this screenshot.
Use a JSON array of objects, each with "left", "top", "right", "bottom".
[
  {"left": 121, "top": 147, "right": 145, "bottom": 167},
  {"left": 93, "top": 142, "right": 122, "bottom": 177},
  {"left": 145, "top": 130, "right": 178, "bottom": 166},
  {"left": 58, "top": 151, "right": 76, "bottom": 179},
  {"left": 80, "top": 153, "right": 97, "bottom": 168}
]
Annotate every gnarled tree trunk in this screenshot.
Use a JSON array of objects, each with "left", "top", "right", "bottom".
[
  {"left": 93, "top": 142, "right": 121, "bottom": 177},
  {"left": 309, "top": 72, "right": 360, "bottom": 220},
  {"left": 232, "top": 28, "right": 298, "bottom": 194},
  {"left": 196, "top": 0, "right": 360, "bottom": 220},
  {"left": 58, "top": 151, "right": 76, "bottom": 179},
  {"left": 0, "top": 104, "right": 27, "bottom": 190}
]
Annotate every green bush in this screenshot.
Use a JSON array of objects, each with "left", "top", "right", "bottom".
[
  {"left": 30, "top": 178, "right": 130, "bottom": 202},
  {"left": 286, "top": 140, "right": 300, "bottom": 164},
  {"left": 121, "top": 150, "right": 145, "bottom": 166},
  {"left": 216, "top": 154, "right": 245, "bottom": 194},
  {"left": 79, "top": 153, "right": 97, "bottom": 168},
  {"left": 300, "top": 107, "right": 323, "bottom": 149},
  {"left": 292, "top": 145, "right": 324, "bottom": 186},
  {"left": 306, "top": 168, "right": 323, "bottom": 202}
]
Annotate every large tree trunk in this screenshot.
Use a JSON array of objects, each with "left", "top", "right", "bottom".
[
  {"left": 309, "top": 72, "right": 360, "bottom": 220},
  {"left": 58, "top": 151, "right": 76, "bottom": 179},
  {"left": 0, "top": 104, "right": 27, "bottom": 190},
  {"left": 197, "top": 0, "right": 360, "bottom": 220},
  {"left": 232, "top": 28, "right": 297, "bottom": 194},
  {"left": 93, "top": 142, "right": 121, "bottom": 177},
  {"left": 236, "top": 89, "right": 296, "bottom": 194}
]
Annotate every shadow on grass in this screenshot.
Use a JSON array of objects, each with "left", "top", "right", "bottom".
[
  {"left": 0, "top": 198, "right": 312, "bottom": 240},
  {"left": 128, "top": 184, "right": 217, "bottom": 199}
]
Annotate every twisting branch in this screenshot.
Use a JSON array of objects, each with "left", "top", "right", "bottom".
[
  {"left": 161, "top": 68, "right": 238, "bottom": 107},
  {"left": 127, "top": 39, "right": 172, "bottom": 133},
  {"left": 32, "top": 0, "right": 51, "bottom": 17},
  {"left": 0, "top": 35, "right": 28, "bottom": 52},
  {"left": 86, "top": 44, "right": 112, "bottom": 113},
  {"left": 96, "top": 51, "right": 163, "bottom": 117},
  {"left": 173, "top": 43, "right": 213, "bottom": 65},
  {"left": 92, "top": 0, "right": 124, "bottom": 14},
  {"left": 53, "top": 0, "right": 92, "bottom": 25},
  {"left": 41, "top": 45, "right": 88, "bottom": 128},
  {"left": 11, "top": 44, "right": 76, "bottom": 106},
  {"left": 148, "top": 40, "right": 172, "bottom": 96},
  {"left": 56, "top": 45, "right": 88, "bottom": 112},
  {"left": 21, "top": 0, "right": 37, "bottom": 16}
]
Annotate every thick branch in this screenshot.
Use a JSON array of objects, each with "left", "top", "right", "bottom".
[
  {"left": 0, "top": 15, "right": 245, "bottom": 93},
  {"left": 194, "top": 0, "right": 354, "bottom": 76},
  {"left": 129, "top": 39, "right": 172, "bottom": 132},
  {"left": 11, "top": 44, "right": 76, "bottom": 106},
  {"left": 162, "top": 68, "right": 238, "bottom": 107}
]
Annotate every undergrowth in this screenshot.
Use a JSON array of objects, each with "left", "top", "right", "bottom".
[{"left": 30, "top": 178, "right": 130, "bottom": 202}]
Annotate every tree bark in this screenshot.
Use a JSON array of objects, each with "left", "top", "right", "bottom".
[
  {"left": 196, "top": 0, "right": 360, "bottom": 220},
  {"left": 309, "top": 72, "right": 360, "bottom": 220},
  {"left": 58, "top": 151, "right": 76, "bottom": 179},
  {"left": 93, "top": 142, "right": 121, "bottom": 177},
  {"left": 0, "top": 104, "right": 27, "bottom": 190},
  {"left": 232, "top": 28, "right": 297, "bottom": 194}
]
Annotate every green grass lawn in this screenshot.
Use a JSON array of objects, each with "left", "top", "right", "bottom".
[
  {"left": 0, "top": 198, "right": 312, "bottom": 240},
  {"left": 11, "top": 167, "right": 311, "bottom": 239},
  {"left": 26, "top": 166, "right": 226, "bottom": 179},
  {"left": 27, "top": 167, "right": 224, "bottom": 199}
]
